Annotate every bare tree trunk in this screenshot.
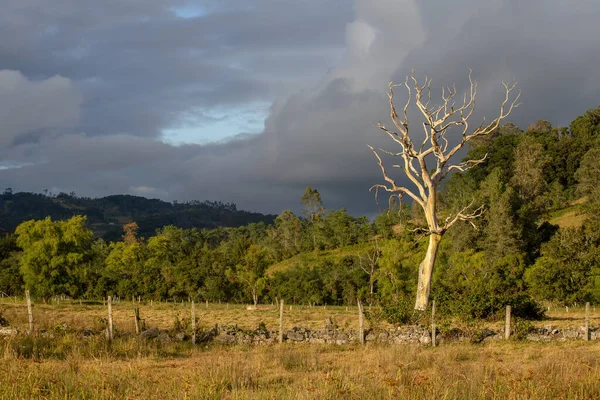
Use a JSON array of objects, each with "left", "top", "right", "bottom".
[
  {"left": 252, "top": 285, "right": 258, "bottom": 306},
  {"left": 414, "top": 233, "right": 442, "bottom": 311}
]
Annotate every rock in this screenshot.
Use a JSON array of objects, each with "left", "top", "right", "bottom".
[
  {"left": 156, "top": 331, "right": 171, "bottom": 342},
  {"left": 215, "top": 333, "right": 236, "bottom": 344},
  {"left": 287, "top": 331, "right": 305, "bottom": 341},
  {"left": 334, "top": 332, "right": 349, "bottom": 345},
  {"left": 471, "top": 328, "right": 496, "bottom": 344},
  {"left": 441, "top": 328, "right": 464, "bottom": 341},
  {"left": 140, "top": 327, "right": 160, "bottom": 339},
  {"left": 365, "top": 332, "right": 377, "bottom": 342},
  {"left": 563, "top": 329, "right": 579, "bottom": 339},
  {"left": 0, "top": 327, "right": 17, "bottom": 336},
  {"left": 419, "top": 334, "right": 432, "bottom": 345},
  {"left": 175, "top": 332, "right": 186, "bottom": 341},
  {"left": 527, "top": 334, "right": 551, "bottom": 342}
]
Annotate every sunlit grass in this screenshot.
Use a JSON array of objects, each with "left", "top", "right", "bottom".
[
  {"left": 1, "top": 299, "right": 600, "bottom": 399},
  {"left": 1, "top": 338, "right": 600, "bottom": 399}
]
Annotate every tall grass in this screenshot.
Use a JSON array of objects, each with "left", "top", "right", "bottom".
[
  {"left": 2, "top": 337, "right": 600, "bottom": 399},
  {"left": 2, "top": 300, "right": 600, "bottom": 399}
]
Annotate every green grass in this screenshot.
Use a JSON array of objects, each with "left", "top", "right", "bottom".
[{"left": 267, "top": 243, "right": 373, "bottom": 276}]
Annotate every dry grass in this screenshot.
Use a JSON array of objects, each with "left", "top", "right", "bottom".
[
  {"left": 549, "top": 209, "right": 588, "bottom": 229},
  {"left": 1, "top": 299, "right": 597, "bottom": 335},
  {"left": 1, "top": 339, "right": 600, "bottom": 399},
  {"left": 2, "top": 300, "right": 600, "bottom": 399},
  {"left": 0, "top": 299, "right": 372, "bottom": 333}
]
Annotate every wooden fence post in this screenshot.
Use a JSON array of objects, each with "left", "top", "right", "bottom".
[
  {"left": 25, "top": 290, "right": 34, "bottom": 333},
  {"left": 134, "top": 307, "right": 141, "bottom": 335},
  {"left": 107, "top": 295, "right": 114, "bottom": 342},
  {"left": 206, "top": 300, "right": 208, "bottom": 309},
  {"left": 191, "top": 300, "right": 196, "bottom": 345},
  {"left": 358, "top": 299, "right": 365, "bottom": 345},
  {"left": 431, "top": 300, "right": 436, "bottom": 347},
  {"left": 505, "top": 305, "right": 511, "bottom": 340},
  {"left": 279, "top": 299, "right": 284, "bottom": 344},
  {"left": 585, "top": 302, "right": 590, "bottom": 341}
]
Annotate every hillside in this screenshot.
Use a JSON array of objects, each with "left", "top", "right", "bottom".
[{"left": 0, "top": 191, "right": 275, "bottom": 240}]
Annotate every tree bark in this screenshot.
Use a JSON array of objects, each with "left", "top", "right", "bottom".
[{"left": 414, "top": 233, "right": 442, "bottom": 311}]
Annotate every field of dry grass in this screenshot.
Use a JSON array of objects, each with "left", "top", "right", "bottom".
[
  {"left": 2, "top": 338, "right": 600, "bottom": 399},
  {"left": 2, "top": 299, "right": 600, "bottom": 399},
  {"left": 0, "top": 299, "right": 366, "bottom": 333},
  {"left": 1, "top": 298, "right": 597, "bottom": 334}
]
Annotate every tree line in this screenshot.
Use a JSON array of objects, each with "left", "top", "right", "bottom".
[{"left": 1, "top": 105, "right": 600, "bottom": 322}]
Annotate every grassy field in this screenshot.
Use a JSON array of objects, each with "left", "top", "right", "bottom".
[
  {"left": 1, "top": 298, "right": 597, "bottom": 334},
  {"left": 1, "top": 338, "right": 600, "bottom": 399},
  {"left": 0, "top": 299, "right": 368, "bottom": 333},
  {"left": 2, "top": 299, "right": 600, "bottom": 399}
]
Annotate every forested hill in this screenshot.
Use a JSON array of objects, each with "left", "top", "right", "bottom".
[{"left": 0, "top": 192, "right": 275, "bottom": 240}]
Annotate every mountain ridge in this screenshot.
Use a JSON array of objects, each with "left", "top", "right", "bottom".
[{"left": 0, "top": 191, "right": 276, "bottom": 241}]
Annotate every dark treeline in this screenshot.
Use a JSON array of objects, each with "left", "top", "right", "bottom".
[
  {"left": 1, "top": 106, "right": 600, "bottom": 322},
  {"left": 0, "top": 192, "right": 275, "bottom": 240}
]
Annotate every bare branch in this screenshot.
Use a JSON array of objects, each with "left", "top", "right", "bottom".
[
  {"left": 442, "top": 201, "right": 485, "bottom": 232},
  {"left": 439, "top": 153, "right": 488, "bottom": 181},
  {"left": 368, "top": 145, "right": 424, "bottom": 207}
]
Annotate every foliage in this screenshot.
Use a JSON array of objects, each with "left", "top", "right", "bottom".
[{"left": 15, "top": 216, "right": 93, "bottom": 301}]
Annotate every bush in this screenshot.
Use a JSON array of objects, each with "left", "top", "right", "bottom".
[
  {"left": 436, "top": 292, "right": 544, "bottom": 321},
  {"left": 379, "top": 298, "right": 420, "bottom": 325}
]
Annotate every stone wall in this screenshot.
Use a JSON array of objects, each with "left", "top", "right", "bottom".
[{"left": 2, "top": 322, "right": 598, "bottom": 345}]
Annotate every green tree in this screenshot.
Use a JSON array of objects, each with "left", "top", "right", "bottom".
[
  {"left": 268, "top": 210, "right": 302, "bottom": 259},
  {"left": 146, "top": 226, "right": 204, "bottom": 300},
  {"left": 525, "top": 222, "right": 600, "bottom": 304},
  {"left": 300, "top": 187, "right": 325, "bottom": 223},
  {"left": 104, "top": 240, "right": 146, "bottom": 298},
  {"left": 301, "top": 187, "right": 326, "bottom": 250},
  {"left": 575, "top": 146, "right": 600, "bottom": 214},
  {"left": 15, "top": 216, "right": 93, "bottom": 301},
  {"left": 228, "top": 244, "right": 270, "bottom": 305},
  {"left": 0, "top": 234, "right": 22, "bottom": 296},
  {"left": 511, "top": 136, "right": 550, "bottom": 207}
]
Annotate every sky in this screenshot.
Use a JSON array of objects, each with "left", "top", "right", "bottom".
[{"left": 0, "top": 0, "right": 599, "bottom": 216}]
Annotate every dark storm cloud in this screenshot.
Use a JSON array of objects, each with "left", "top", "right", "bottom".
[
  {"left": 0, "top": 0, "right": 352, "bottom": 137},
  {"left": 1, "top": 0, "right": 599, "bottom": 216}
]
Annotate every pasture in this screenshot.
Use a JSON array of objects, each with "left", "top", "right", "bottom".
[{"left": 1, "top": 299, "right": 600, "bottom": 399}]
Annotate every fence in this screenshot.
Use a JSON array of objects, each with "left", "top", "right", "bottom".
[{"left": 0, "top": 297, "right": 597, "bottom": 346}]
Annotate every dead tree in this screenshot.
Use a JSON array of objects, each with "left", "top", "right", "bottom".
[
  {"left": 369, "top": 71, "right": 520, "bottom": 311},
  {"left": 359, "top": 239, "right": 382, "bottom": 304}
]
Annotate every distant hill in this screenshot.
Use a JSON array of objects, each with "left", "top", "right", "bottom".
[{"left": 0, "top": 191, "right": 276, "bottom": 241}]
